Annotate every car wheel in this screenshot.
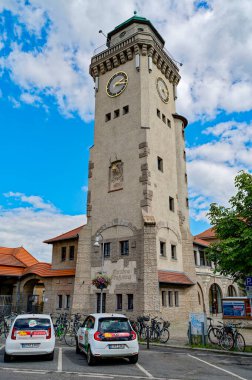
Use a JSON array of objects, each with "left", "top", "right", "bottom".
[
  {"left": 45, "top": 351, "right": 54, "bottom": 361},
  {"left": 87, "top": 346, "right": 96, "bottom": 366},
  {"left": 4, "top": 352, "right": 12, "bottom": 363},
  {"left": 129, "top": 354, "right": 138, "bottom": 364},
  {"left": 76, "top": 339, "right": 81, "bottom": 354}
]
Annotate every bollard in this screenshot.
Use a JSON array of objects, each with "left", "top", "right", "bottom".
[
  {"left": 146, "top": 325, "right": 150, "bottom": 349},
  {"left": 201, "top": 322, "right": 206, "bottom": 346},
  {"left": 188, "top": 322, "right": 192, "bottom": 345}
]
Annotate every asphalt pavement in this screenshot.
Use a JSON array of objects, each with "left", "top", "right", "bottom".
[{"left": 0, "top": 342, "right": 251, "bottom": 380}]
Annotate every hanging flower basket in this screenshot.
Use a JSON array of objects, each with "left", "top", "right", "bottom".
[{"left": 92, "top": 273, "right": 111, "bottom": 290}]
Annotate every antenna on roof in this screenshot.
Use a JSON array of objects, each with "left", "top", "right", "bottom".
[
  {"left": 134, "top": 10, "right": 137, "bottom": 15},
  {"left": 99, "top": 30, "right": 107, "bottom": 39}
]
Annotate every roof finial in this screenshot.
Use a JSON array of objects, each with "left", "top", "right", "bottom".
[{"left": 134, "top": 10, "right": 137, "bottom": 15}]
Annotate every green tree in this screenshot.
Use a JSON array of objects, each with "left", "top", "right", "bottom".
[{"left": 207, "top": 171, "right": 252, "bottom": 281}]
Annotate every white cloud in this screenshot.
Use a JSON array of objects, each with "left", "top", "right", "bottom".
[
  {"left": 81, "top": 185, "right": 88, "bottom": 192},
  {"left": 0, "top": 193, "right": 86, "bottom": 262},
  {"left": 1, "top": 0, "right": 252, "bottom": 121}
]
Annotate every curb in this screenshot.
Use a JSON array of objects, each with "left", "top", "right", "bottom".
[{"left": 139, "top": 342, "right": 252, "bottom": 356}]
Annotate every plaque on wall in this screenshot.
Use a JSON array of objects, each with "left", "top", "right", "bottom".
[{"left": 109, "top": 160, "right": 123, "bottom": 191}]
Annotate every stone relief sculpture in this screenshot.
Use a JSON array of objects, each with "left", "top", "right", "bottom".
[{"left": 109, "top": 160, "right": 123, "bottom": 191}]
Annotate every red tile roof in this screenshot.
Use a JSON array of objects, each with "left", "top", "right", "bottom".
[
  {"left": 44, "top": 225, "right": 84, "bottom": 244},
  {"left": 0, "top": 265, "right": 25, "bottom": 276},
  {"left": 158, "top": 270, "right": 194, "bottom": 285},
  {"left": 22, "top": 263, "right": 75, "bottom": 277},
  {"left": 195, "top": 227, "right": 216, "bottom": 240},
  {"left": 0, "top": 253, "right": 26, "bottom": 267},
  {"left": 0, "top": 247, "right": 38, "bottom": 267},
  {"left": 193, "top": 237, "right": 210, "bottom": 247}
]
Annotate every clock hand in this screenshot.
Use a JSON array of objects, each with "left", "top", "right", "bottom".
[{"left": 114, "top": 81, "right": 127, "bottom": 86}]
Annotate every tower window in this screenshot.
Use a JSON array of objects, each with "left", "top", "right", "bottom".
[
  {"left": 69, "top": 246, "right": 75, "bottom": 261},
  {"left": 58, "top": 295, "right": 63, "bottom": 309},
  {"left": 114, "top": 109, "right": 120, "bottom": 118},
  {"left": 171, "top": 245, "right": 177, "bottom": 260},
  {"left": 123, "top": 105, "right": 129, "bottom": 115},
  {"left": 175, "top": 291, "right": 179, "bottom": 307},
  {"left": 157, "top": 109, "right": 161, "bottom": 118},
  {"left": 167, "top": 119, "right": 171, "bottom": 128},
  {"left": 61, "top": 247, "right": 66, "bottom": 262},
  {"left": 138, "top": 27, "right": 144, "bottom": 32},
  {"left": 185, "top": 173, "right": 188, "bottom": 183},
  {"left": 160, "top": 241, "right": 166, "bottom": 257},
  {"left": 66, "top": 295, "right": 70, "bottom": 309},
  {"left": 157, "top": 156, "right": 163, "bottom": 172},
  {"left": 182, "top": 129, "right": 185, "bottom": 139},
  {"left": 162, "top": 114, "right": 166, "bottom": 123},
  {"left": 186, "top": 198, "right": 189, "bottom": 208},
  {"left": 183, "top": 150, "right": 186, "bottom": 160},
  {"left": 127, "top": 294, "right": 133, "bottom": 310},
  {"left": 120, "top": 240, "right": 129, "bottom": 256},
  {"left": 105, "top": 113, "right": 111, "bottom": 122},
  {"left": 168, "top": 291, "right": 173, "bottom": 307},
  {"left": 116, "top": 294, "right": 122, "bottom": 310},
  {"left": 102, "top": 242, "right": 111, "bottom": 258},
  {"left": 162, "top": 291, "right": 167, "bottom": 307},
  {"left": 169, "top": 197, "right": 174, "bottom": 212}
]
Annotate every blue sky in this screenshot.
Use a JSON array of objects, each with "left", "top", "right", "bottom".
[{"left": 0, "top": 0, "right": 251, "bottom": 261}]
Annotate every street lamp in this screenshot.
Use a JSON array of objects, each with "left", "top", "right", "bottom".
[{"left": 94, "top": 234, "right": 105, "bottom": 313}]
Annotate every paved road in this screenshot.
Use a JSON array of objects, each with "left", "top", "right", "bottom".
[{"left": 0, "top": 343, "right": 251, "bottom": 380}]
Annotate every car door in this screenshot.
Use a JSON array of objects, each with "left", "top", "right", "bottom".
[{"left": 79, "top": 316, "right": 95, "bottom": 354}]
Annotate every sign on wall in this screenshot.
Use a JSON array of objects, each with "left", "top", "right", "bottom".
[{"left": 189, "top": 313, "right": 207, "bottom": 335}]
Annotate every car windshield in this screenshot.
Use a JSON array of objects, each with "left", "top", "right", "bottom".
[
  {"left": 98, "top": 317, "right": 131, "bottom": 333},
  {"left": 14, "top": 318, "right": 51, "bottom": 330}
]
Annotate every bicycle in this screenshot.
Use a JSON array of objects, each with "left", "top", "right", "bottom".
[
  {"left": 229, "top": 323, "right": 246, "bottom": 352},
  {"left": 64, "top": 313, "right": 82, "bottom": 346},
  {"left": 207, "top": 317, "right": 222, "bottom": 345},
  {"left": 54, "top": 313, "right": 69, "bottom": 340},
  {"left": 0, "top": 315, "right": 9, "bottom": 338}
]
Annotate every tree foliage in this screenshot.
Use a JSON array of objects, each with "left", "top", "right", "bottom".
[{"left": 207, "top": 171, "right": 252, "bottom": 281}]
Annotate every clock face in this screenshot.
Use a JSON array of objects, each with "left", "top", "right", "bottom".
[
  {"left": 156, "top": 77, "right": 169, "bottom": 103},
  {"left": 106, "top": 71, "right": 128, "bottom": 97}
]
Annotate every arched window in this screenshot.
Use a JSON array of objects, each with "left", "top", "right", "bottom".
[
  {"left": 227, "top": 285, "right": 237, "bottom": 297},
  {"left": 209, "top": 283, "right": 222, "bottom": 314}
]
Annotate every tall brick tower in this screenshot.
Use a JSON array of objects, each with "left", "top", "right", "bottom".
[{"left": 72, "top": 15, "right": 199, "bottom": 331}]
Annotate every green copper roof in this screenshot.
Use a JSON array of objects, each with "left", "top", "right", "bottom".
[{"left": 114, "top": 15, "right": 149, "bottom": 30}]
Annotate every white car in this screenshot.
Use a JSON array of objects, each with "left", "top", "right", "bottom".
[
  {"left": 76, "top": 313, "right": 139, "bottom": 365},
  {"left": 4, "top": 314, "right": 55, "bottom": 362}
]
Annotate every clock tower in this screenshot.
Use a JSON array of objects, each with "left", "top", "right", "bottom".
[{"left": 72, "top": 15, "right": 200, "bottom": 332}]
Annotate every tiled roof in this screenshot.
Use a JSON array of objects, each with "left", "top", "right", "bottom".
[
  {"left": 195, "top": 227, "right": 216, "bottom": 240},
  {"left": 0, "top": 247, "right": 38, "bottom": 267},
  {"left": 22, "top": 263, "right": 75, "bottom": 277},
  {"left": 44, "top": 225, "right": 85, "bottom": 244},
  {"left": 0, "top": 265, "right": 25, "bottom": 276},
  {"left": 0, "top": 253, "right": 26, "bottom": 267},
  {"left": 158, "top": 270, "right": 194, "bottom": 285},
  {"left": 193, "top": 237, "right": 210, "bottom": 247}
]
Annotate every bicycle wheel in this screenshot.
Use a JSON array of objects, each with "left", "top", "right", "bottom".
[
  {"left": 160, "top": 328, "right": 169, "bottom": 343},
  {"left": 219, "top": 333, "right": 234, "bottom": 350},
  {"left": 235, "top": 333, "right": 245, "bottom": 352},
  {"left": 64, "top": 328, "right": 76, "bottom": 347},
  {"left": 208, "top": 327, "right": 219, "bottom": 345},
  {"left": 140, "top": 326, "right": 147, "bottom": 340}
]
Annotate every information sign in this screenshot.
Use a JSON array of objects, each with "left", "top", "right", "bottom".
[{"left": 189, "top": 313, "right": 207, "bottom": 335}]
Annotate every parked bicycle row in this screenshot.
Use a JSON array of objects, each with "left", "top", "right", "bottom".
[
  {"left": 130, "top": 315, "right": 170, "bottom": 343},
  {"left": 207, "top": 317, "right": 246, "bottom": 351}
]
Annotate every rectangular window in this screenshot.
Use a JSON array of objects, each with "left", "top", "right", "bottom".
[
  {"left": 96, "top": 293, "right": 106, "bottom": 313},
  {"left": 102, "top": 242, "right": 111, "bottom": 258},
  {"left": 157, "top": 109, "right": 161, "bottom": 118},
  {"left": 157, "top": 156, "right": 163, "bottom": 172},
  {"left": 120, "top": 240, "right": 129, "bottom": 256},
  {"left": 174, "top": 291, "right": 179, "bottom": 307},
  {"left": 162, "top": 114, "right": 166, "bottom": 123},
  {"left": 69, "top": 246, "right": 75, "bottom": 261},
  {"left": 182, "top": 129, "right": 185, "bottom": 139},
  {"left": 183, "top": 150, "right": 186, "bottom": 160},
  {"left": 114, "top": 109, "right": 120, "bottom": 118},
  {"left": 105, "top": 112, "right": 111, "bottom": 122},
  {"left": 194, "top": 250, "right": 198, "bottom": 266},
  {"left": 185, "top": 173, "right": 188, "bottom": 183},
  {"left": 160, "top": 241, "right": 166, "bottom": 257},
  {"left": 186, "top": 198, "right": 189, "bottom": 208},
  {"left": 58, "top": 294, "right": 63, "bottom": 309},
  {"left": 162, "top": 291, "right": 167, "bottom": 307},
  {"left": 168, "top": 291, "right": 173, "bottom": 307},
  {"left": 171, "top": 245, "right": 177, "bottom": 260},
  {"left": 61, "top": 247, "right": 66, "bottom": 262},
  {"left": 167, "top": 119, "right": 171, "bottom": 128},
  {"left": 123, "top": 105, "right": 129, "bottom": 115},
  {"left": 199, "top": 250, "right": 205, "bottom": 266},
  {"left": 66, "top": 295, "right": 70, "bottom": 309},
  {"left": 127, "top": 294, "right": 133, "bottom": 310},
  {"left": 169, "top": 196, "right": 174, "bottom": 212},
  {"left": 116, "top": 294, "right": 122, "bottom": 310}
]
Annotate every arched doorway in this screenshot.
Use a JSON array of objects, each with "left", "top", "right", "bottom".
[
  {"left": 209, "top": 283, "right": 222, "bottom": 315},
  {"left": 227, "top": 285, "right": 237, "bottom": 297},
  {"left": 22, "top": 279, "right": 45, "bottom": 313},
  {"left": 197, "top": 282, "right": 206, "bottom": 312}
]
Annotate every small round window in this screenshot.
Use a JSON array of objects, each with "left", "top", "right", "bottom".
[
  {"left": 138, "top": 27, "right": 144, "bottom": 32},
  {"left": 119, "top": 31, "right": 126, "bottom": 38}
]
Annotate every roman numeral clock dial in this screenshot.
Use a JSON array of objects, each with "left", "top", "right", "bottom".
[
  {"left": 156, "top": 77, "right": 169, "bottom": 103},
  {"left": 106, "top": 71, "right": 128, "bottom": 97}
]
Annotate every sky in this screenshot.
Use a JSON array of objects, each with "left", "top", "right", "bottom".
[{"left": 0, "top": 0, "right": 252, "bottom": 262}]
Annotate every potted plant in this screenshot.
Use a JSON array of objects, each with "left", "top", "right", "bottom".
[{"left": 92, "top": 273, "right": 111, "bottom": 289}]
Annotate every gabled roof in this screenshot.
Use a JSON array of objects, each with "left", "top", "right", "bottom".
[
  {"left": 0, "top": 247, "right": 38, "bottom": 267},
  {"left": 195, "top": 227, "right": 216, "bottom": 240},
  {"left": 22, "top": 263, "right": 75, "bottom": 277},
  {"left": 158, "top": 270, "right": 194, "bottom": 285},
  {"left": 44, "top": 225, "right": 84, "bottom": 244},
  {"left": 193, "top": 237, "right": 210, "bottom": 247}
]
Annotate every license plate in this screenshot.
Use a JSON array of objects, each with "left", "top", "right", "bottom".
[
  {"left": 21, "top": 343, "right": 40, "bottom": 348},
  {"left": 108, "top": 344, "right": 125, "bottom": 349}
]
